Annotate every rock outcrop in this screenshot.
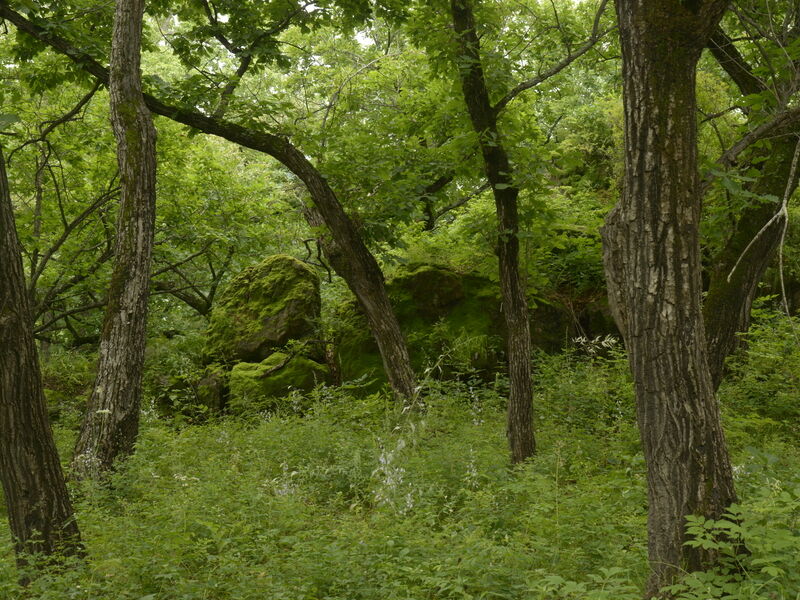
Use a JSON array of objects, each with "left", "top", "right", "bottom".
[
  {"left": 204, "top": 254, "right": 321, "bottom": 364},
  {"left": 197, "top": 255, "right": 328, "bottom": 413}
]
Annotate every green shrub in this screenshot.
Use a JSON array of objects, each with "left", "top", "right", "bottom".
[
  {"left": 1, "top": 339, "right": 799, "bottom": 599},
  {"left": 533, "top": 339, "right": 635, "bottom": 433},
  {"left": 722, "top": 305, "right": 800, "bottom": 437}
]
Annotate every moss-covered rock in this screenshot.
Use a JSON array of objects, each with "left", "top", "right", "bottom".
[
  {"left": 333, "top": 263, "right": 617, "bottom": 387},
  {"left": 335, "top": 264, "right": 505, "bottom": 385},
  {"left": 228, "top": 352, "right": 329, "bottom": 414},
  {"left": 204, "top": 255, "right": 321, "bottom": 364},
  {"left": 195, "top": 363, "right": 228, "bottom": 412},
  {"left": 389, "top": 264, "right": 465, "bottom": 318},
  {"left": 152, "top": 363, "right": 228, "bottom": 420}
]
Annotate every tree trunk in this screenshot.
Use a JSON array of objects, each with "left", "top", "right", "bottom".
[
  {"left": 704, "top": 135, "right": 798, "bottom": 389},
  {"left": 302, "top": 204, "right": 416, "bottom": 399},
  {"left": 450, "top": 0, "right": 535, "bottom": 463},
  {"left": 0, "top": 4, "right": 418, "bottom": 402},
  {"left": 702, "top": 28, "right": 800, "bottom": 390},
  {"left": 0, "top": 145, "right": 83, "bottom": 573},
  {"left": 602, "top": 1, "right": 736, "bottom": 595},
  {"left": 72, "top": 0, "right": 157, "bottom": 478}
]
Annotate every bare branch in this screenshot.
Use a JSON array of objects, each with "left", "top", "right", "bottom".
[
  {"left": 28, "top": 186, "right": 118, "bottom": 293},
  {"left": 7, "top": 81, "right": 102, "bottom": 165},
  {"left": 433, "top": 181, "right": 491, "bottom": 223},
  {"left": 34, "top": 301, "right": 106, "bottom": 334},
  {"left": 717, "top": 106, "right": 800, "bottom": 168},
  {"left": 151, "top": 242, "right": 213, "bottom": 277}
]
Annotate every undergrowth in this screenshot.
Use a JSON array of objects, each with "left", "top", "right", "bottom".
[{"left": 0, "top": 321, "right": 798, "bottom": 599}]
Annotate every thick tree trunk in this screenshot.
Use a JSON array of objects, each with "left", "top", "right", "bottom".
[
  {"left": 0, "top": 4, "right": 418, "bottom": 402},
  {"left": 72, "top": 0, "right": 157, "bottom": 478},
  {"left": 0, "top": 145, "right": 83, "bottom": 572},
  {"left": 451, "top": 0, "right": 535, "bottom": 463},
  {"left": 603, "top": 1, "right": 736, "bottom": 595},
  {"left": 704, "top": 136, "right": 798, "bottom": 389},
  {"left": 302, "top": 205, "right": 416, "bottom": 399}
]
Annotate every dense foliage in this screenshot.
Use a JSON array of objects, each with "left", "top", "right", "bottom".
[
  {"left": 2, "top": 326, "right": 800, "bottom": 599},
  {"left": 1, "top": 0, "right": 799, "bottom": 597}
]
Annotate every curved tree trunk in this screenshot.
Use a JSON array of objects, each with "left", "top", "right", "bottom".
[
  {"left": 302, "top": 204, "right": 416, "bottom": 399},
  {"left": 704, "top": 135, "right": 798, "bottom": 389},
  {"left": 0, "top": 4, "right": 418, "bottom": 402},
  {"left": 72, "top": 0, "right": 157, "bottom": 478},
  {"left": 603, "top": 1, "right": 737, "bottom": 594},
  {"left": 0, "top": 145, "right": 83, "bottom": 573},
  {"left": 450, "top": 0, "right": 535, "bottom": 463}
]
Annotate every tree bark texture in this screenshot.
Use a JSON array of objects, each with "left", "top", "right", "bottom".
[
  {"left": 72, "top": 0, "right": 157, "bottom": 478},
  {"left": 0, "top": 145, "right": 83, "bottom": 569},
  {"left": 602, "top": 1, "right": 736, "bottom": 595},
  {"left": 302, "top": 204, "right": 416, "bottom": 399},
  {"left": 0, "top": 2, "right": 417, "bottom": 402},
  {"left": 450, "top": 0, "right": 535, "bottom": 463}
]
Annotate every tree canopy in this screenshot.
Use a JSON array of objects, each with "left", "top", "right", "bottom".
[{"left": 1, "top": 0, "right": 800, "bottom": 597}]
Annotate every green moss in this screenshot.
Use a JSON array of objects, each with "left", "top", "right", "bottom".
[
  {"left": 228, "top": 352, "right": 329, "bottom": 414},
  {"left": 335, "top": 265, "right": 504, "bottom": 386},
  {"left": 195, "top": 363, "right": 229, "bottom": 413},
  {"left": 333, "top": 263, "right": 615, "bottom": 387},
  {"left": 204, "top": 255, "right": 321, "bottom": 364},
  {"left": 390, "top": 264, "right": 465, "bottom": 320}
]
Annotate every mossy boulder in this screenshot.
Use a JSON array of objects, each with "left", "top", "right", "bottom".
[
  {"left": 389, "top": 265, "right": 465, "bottom": 318},
  {"left": 204, "top": 255, "right": 321, "bottom": 364},
  {"left": 228, "top": 352, "right": 329, "bottom": 413},
  {"left": 333, "top": 263, "right": 617, "bottom": 387},
  {"left": 152, "top": 364, "right": 228, "bottom": 420},
  {"left": 335, "top": 264, "right": 505, "bottom": 385},
  {"left": 195, "top": 363, "right": 228, "bottom": 412}
]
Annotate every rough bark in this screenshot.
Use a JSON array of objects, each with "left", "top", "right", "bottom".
[
  {"left": 72, "top": 0, "right": 157, "bottom": 478},
  {"left": 0, "top": 145, "right": 83, "bottom": 572},
  {"left": 302, "top": 205, "right": 416, "bottom": 399},
  {"left": 450, "top": 0, "right": 535, "bottom": 462},
  {"left": 602, "top": 1, "right": 737, "bottom": 595},
  {"left": 0, "top": 2, "right": 417, "bottom": 401}
]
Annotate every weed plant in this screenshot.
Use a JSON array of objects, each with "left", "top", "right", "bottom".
[{"left": 0, "top": 317, "right": 798, "bottom": 599}]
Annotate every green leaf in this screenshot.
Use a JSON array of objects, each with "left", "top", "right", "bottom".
[{"left": 0, "top": 113, "right": 20, "bottom": 131}]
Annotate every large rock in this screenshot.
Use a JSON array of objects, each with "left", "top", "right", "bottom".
[
  {"left": 334, "top": 263, "right": 616, "bottom": 387},
  {"left": 335, "top": 264, "right": 506, "bottom": 385},
  {"left": 228, "top": 352, "right": 329, "bottom": 413},
  {"left": 204, "top": 255, "right": 321, "bottom": 364}
]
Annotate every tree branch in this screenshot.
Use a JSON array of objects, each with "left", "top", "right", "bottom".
[
  {"left": 434, "top": 181, "right": 490, "bottom": 223},
  {"left": 28, "top": 186, "right": 118, "bottom": 294},
  {"left": 8, "top": 81, "right": 102, "bottom": 165},
  {"left": 33, "top": 301, "right": 106, "bottom": 334},
  {"left": 492, "top": 0, "right": 612, "bottom": 116},
  {"left": 707, "top": 27, "right": 765, "bottom": 97},
  {"left": 151, "top": 242, "right": 213, "bottom": 277},
  {"left": 152, "top": 280, "right": 211, "bottom": 315},
  {"left": 717, "top": 105, "right": 800, "bottom": 168}
]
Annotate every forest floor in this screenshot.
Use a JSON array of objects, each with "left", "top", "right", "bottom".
[{"left": 1, "top": 346, "right": 798, "bottom": 599}]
